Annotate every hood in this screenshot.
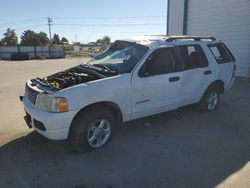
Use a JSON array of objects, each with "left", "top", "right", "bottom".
[{"left": 31, "top": 65, "right": 117, "bottom": 91}]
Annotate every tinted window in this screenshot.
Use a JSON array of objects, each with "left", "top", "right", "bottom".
[
  {"left": 179, "top": 45, "right": 208, "bottom": 70},
  {"left": 208, "top": 43, "right": 235, "bottom": 63},
  {"left": 139, "top": 48, "right": 175, "bottom": 77}
]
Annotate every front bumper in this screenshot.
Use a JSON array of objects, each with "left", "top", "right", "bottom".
[{"left": 22, "top": 95, "right": 78, "bottom": 140}]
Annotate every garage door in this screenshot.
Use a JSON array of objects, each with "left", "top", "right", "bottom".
[{"left": 186, "top": 0, "right": 250, "bottom": 76}]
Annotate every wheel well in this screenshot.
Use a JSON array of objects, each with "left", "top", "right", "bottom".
[
  {"left": 72, "top": 101, "right": 123, "bottom": 124},
  {"left": 208, "top": 80, "right": 224, "bottom": 94}
]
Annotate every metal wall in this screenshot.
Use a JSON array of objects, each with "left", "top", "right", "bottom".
[
  {"left": 186, "top": 0, "right": 250, "bottom": 76},
  {"left": 0, "top": 46, "right": 65, "bottom": 60},
  {"left": 168, "top": 0, "right": 250, "bottom": 76},
  {"left": 168, "top": 0, "right": 185, "bottom": 35}
]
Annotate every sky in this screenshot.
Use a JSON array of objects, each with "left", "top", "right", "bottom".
[{"left": 0, "top": 0, "right": 168, "bottom": 43}]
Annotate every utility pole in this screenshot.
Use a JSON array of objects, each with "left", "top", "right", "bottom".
[
  {"left": 47, "top": 17, "right": 53, "bottom": 44},
  {"left": 75, "top": 34, "right": 77, "bottom": 43},
  {"left": 47, "top": 17, "right": 52, "bottom": 58}
]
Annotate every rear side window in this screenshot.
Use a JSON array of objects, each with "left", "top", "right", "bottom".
[
  {"left": 208, "top": 43, "right": 235, "bottom": 64},
  {"left": 179, "top": 45, "right": 208, "bottom": 70}
]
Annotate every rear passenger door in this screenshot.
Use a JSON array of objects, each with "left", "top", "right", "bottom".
[{"left": 178, "top": 44, "right": 213, "bottom": 106}]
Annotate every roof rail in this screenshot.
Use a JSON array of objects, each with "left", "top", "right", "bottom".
[{"left": 166, "top": 36, "right": 216, "bottom": 42}]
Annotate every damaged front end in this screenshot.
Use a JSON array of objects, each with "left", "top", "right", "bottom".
[
  {"left": 35, "top": 64, "right": 116, "bottom": 90},
  {"left": 22, "top": 64, "right": 117, "bottom": 112}
]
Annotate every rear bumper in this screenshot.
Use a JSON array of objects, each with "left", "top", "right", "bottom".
[{"left": 22, "top": 96, "right": 78, "bottom": 140}]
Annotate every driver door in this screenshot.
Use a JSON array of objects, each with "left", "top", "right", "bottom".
[{"left": 131, "top": 47, "right": 182, "bottom": 119}]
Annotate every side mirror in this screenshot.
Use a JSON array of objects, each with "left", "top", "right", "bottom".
[
  {"left": 138, "top": 69, "right": 150, "bottom": 77},
  {"left": 138, "top": 61, "right": 151, "bottom": 77},
  {"left": 143, "top": 72, "right": 150, "bottom": 77},
  {"left": 138, "top": 55, "right": 154, "bottom": 77}
]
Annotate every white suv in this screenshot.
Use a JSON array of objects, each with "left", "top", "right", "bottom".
[{"left": 21, "top": 35, "right": 236, "bottom": 152}]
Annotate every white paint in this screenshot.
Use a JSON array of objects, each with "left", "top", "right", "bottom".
[
  {"left": 22, "top": 37, "right": 235, "bottom": 140},
  {"left": 131, "top": 47, "right": 181, "bottom": 119}
]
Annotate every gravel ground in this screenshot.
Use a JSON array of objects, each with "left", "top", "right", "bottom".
[{"left": 0, "top": 58, "right": 249, "bottom": 188}]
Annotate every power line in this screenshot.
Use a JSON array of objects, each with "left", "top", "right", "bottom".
[
  {"left": 0, "top": 24, "right": 46, "bottom": 32},
  {"left": 52, "top": 15, "right": 166, "bottom": 20},
  {"left": 0, "top": 15, "right": 165, "bottom": 27},
  {"left": 54, "top": 23, "right": 165, "bottom": 27},
  {"left": 0, "top": 22, "right": 164, "bottom": 33},
  {"left": 0, "top": 16, "right": 166, "bottom": 43},
  {"left": 0, "top": 16, "right": 165, "bottom": 32},
  {"left": 0, "top": 17, "right": 45, "bottom": 26}
]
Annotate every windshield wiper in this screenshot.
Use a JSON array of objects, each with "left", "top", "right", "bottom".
[
  {"left": 93, "top": 64, "right": 110, "bottom": 71},
  {"left": 80, "top": 63, "right": 117, "bottom": 75},
  {"left": 93, "top": 64, "right": 117, "bottom": 74},
  {"left": 78, "top": 64, "right": 107, "bottom": 79},
  {"left": 80, "top": 63, "right": 91, "bottom": 68}
]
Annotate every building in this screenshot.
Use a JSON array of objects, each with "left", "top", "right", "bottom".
[
  {"left": 167, "top": 0, "right": 250, "bottom": 76},
  {"left": 82, "top": 42, "right": 102, "bottom": 53}
]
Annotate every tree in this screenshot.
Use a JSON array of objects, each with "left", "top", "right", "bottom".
[
  {"left": 20, "top": 30, "right": 49, "bottom": 46},
  {"left": 52, "top": 34, "right": 60, "bottom": 44},
  {"left": 1, "top": 28, "right": 18, "bottom": 46},
  {"left": 36, "top": 32, "right": 49, "bottom": 45},
  {"left": 61, "top": 37, "right": 69, "bottom": 43},
  {"left": 96, "top": 35, "right": 111, "bottom": 45},
  {"left": 20, "top": 30, "right": 36, "bottom": 46},
  {"left": 101, "top": 35, "right": 111, "bottom": 44},
  {"left": 96, "top": 39, "right": 102, "bottom": 43}
]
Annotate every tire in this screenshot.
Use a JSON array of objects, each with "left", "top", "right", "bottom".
[
  {"left": 69, "top": 106, "right": 115, "bottom": 152},
  {"left": 199, "top": 87, "right": 220, "bottom": 112}
]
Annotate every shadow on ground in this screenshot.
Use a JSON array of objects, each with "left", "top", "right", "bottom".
[{"left": 0, "top": 79, "right": 250, "bottom": 188}]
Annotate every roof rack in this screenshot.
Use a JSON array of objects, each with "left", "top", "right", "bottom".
[{"left": 166, "top": 36, "right": 216, "bottom": 42}]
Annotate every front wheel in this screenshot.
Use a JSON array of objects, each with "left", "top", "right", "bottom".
[
  {"left": 69, "top": 107, "right": 115, "bottom": 152},
  {"left": 199, "top": 88, "right": 220, "bottom": 112}
]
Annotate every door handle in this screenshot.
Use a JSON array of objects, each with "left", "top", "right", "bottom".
[
  {"left": 204, "top": 70, "right": 212, "bottom": 75},
  {"left": 169, "top": 76, "right": 180, "bottom": 82}
]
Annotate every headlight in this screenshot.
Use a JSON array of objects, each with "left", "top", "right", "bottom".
[
  {"left": 35, "top": 93, "right": 53, "bottom": 111},
  {"left": 51, "top": 97, "right": 68, "bottom": 112},
  {"left": 35, "top": 93, "right": 68, "bottom": 112}
]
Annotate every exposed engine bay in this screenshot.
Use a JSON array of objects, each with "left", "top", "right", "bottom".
[{"left": 35, "top": 65, "right": 117, "bottom": 90}]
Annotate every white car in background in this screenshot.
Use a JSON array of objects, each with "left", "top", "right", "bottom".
[{"left": 20, "top": 35, "right": 236, "bottom": 152}]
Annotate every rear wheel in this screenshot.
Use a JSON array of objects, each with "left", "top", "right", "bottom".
[
  {"left": 199, "top": 87, "right": 220, "bottom": 112},
  {"left": 69, "top": 107, "right": 115, "bottom": 152}
]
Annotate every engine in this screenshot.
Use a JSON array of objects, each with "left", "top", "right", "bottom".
[{"left": 38, "top": 67, "right": 97, "bottom": 90}]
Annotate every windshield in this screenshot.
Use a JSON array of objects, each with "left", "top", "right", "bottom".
[{"left": 86, "top": 41, "right": 149, "bottom": 74}]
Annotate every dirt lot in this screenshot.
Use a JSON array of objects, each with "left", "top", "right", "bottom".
[{"left": 0, "top": 59, "right": 250, "bottom": 188}]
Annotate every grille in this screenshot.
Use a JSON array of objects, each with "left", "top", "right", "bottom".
[{"left": 25, "top": 84, "right": 39, "bottom": 105}]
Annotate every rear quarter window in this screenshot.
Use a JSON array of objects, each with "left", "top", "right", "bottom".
[{"left": 208, "top": 43, "right": 235, "bottom": 64}]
